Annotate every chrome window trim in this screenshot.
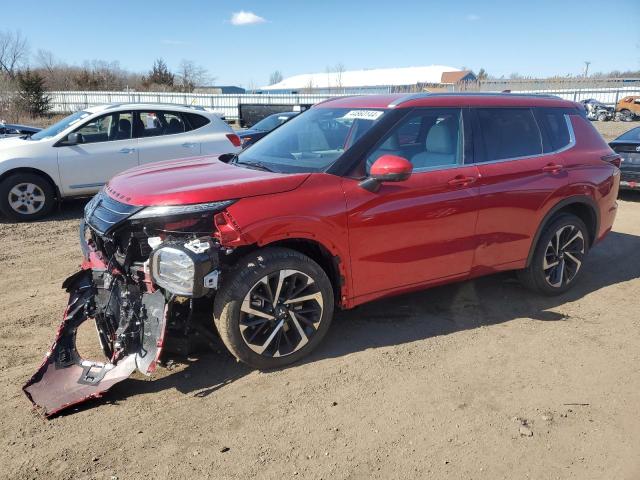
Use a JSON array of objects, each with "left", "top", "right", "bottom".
[{"left": 406, "top": 113, "right": 575, "bottom": 175}]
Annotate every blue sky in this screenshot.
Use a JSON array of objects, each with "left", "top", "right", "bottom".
[{"left": 2, "top": 0, "right": 638, "bottom": 87}]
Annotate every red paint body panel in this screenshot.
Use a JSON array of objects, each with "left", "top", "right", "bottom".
[
  {"left": 472, "top": 153, "right": 569, "bottom": 268},
  {"left": 341, "top": 166, "right": 480, "bottom": 300},
  {"left": 105, "top": 156, "right": 309, "bottom": 206}
]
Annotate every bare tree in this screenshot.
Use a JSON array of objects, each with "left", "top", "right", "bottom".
[
  {"left": 177, "top": 59, "right": 211, "bottom": 93},
  {"left": 0, "top": 30, "right": 30, "bottom": 79},
  {"left": 34, "top": 49, "right": 56, "bottom": 73},
  {"left": 303, "top": 78, "right": 315, "bottom": 94},
  {"left": 269, "top": 70, "right": 283, "bottom": 86},
  {"left": 334, "top": 62, "right": 345, "bottom": 91}
]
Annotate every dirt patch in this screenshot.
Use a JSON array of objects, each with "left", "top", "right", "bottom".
[
  {"left": 1, "top": 199, "right": 640, "bottom": 479},
  {"left": 593, "top": 120, "right": 637, "bottom": 142}
]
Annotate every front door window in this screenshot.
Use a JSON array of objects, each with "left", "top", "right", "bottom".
[{"left": 72, "top": 112, "right": 133, "bottom": 144}]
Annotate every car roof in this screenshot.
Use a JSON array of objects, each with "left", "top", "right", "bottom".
[
  {"left": 316, "top": 93, "right": 577, "bottom": 110},
  {"left": 83, "top": 103, "right": 217, "bottom": 115},
  {"left": 610, "top": 126, "right": 640, "bottom": 143}
]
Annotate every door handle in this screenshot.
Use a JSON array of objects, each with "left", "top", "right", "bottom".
[
  {"left": 448, "top": 175, "right": 477, "bottom": 187},
  {"left": 542, "top": 163, "right": 563, "bottom": 173},
  {"left": 182, "top": 142, "right": 197, "bottom": 148},
  {"left": 118, "top": 148, "right": 136, "bottom": 154}
]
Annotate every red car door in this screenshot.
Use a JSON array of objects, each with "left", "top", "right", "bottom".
[
  {"left": 471, "top": 107, "right": 570, "bottom": 270},
  {"left": 342, "top": 107, "right": 481, "bottom": 302}
]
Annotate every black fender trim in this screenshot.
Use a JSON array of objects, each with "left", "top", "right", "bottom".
[{"left": 525, "top": 195, "right": 600, "bottom": 267}]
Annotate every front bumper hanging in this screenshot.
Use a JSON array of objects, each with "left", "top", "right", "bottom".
[{"left": 23, "top": 269, "right": 167, "bottom": 417}]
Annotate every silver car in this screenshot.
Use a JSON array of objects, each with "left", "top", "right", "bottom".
[{"left": 0, "top": 104, "right": 241, "bottom": 220}]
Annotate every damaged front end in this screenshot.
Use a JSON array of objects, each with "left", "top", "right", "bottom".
[{"left": 24, "top": 191, "right": 230, "bottom": 417}]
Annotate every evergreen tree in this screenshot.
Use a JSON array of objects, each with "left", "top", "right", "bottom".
[
  {"left": 15, "top": 69, "right": 51, "bottom": 116},
  {"left": 144, "top": 58, "right": 174, "bottom": 87}
]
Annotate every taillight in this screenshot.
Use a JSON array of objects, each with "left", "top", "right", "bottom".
[
  {"left": 226, "top": 133, "right": 241, "bottom": 147},
  {"left": 602, "top": 153, "right": 621, "bottom": 168}
]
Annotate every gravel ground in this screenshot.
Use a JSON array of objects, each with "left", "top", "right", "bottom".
[{"left": 0, "top": 123, "right": 638, "bottom": 480}]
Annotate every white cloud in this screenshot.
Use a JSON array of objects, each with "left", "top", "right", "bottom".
[
  {"left": 466, "top": 14, "right": 480, "bottom": 21},
  {"left": 230, "top": 11, "right": 267, "bottom": 26}
]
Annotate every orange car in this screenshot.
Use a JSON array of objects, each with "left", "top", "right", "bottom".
[{"left": 616, "top": 96, "right": 640, "bottom": 121}]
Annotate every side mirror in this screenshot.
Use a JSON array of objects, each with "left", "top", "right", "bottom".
[
  {"left": 66, "top": 132, "right": 83, "bottom": 145},
  {"left": 359, "top": 155, "right": 413, "bottom": 192}
]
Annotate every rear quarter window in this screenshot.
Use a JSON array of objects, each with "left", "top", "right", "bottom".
[
  {"left": 535, "top": 108, "right": 571, "bottom": 152},
  {"left": 184, "top": 113, "right": 210, "bottom": 131}
]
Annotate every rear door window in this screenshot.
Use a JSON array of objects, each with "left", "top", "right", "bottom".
[
  {"left": 475, "top": 108, "right": 543, "bottom": 161},
  {"left": 135, "top": 111, "right": 188, "bottom": 138}
]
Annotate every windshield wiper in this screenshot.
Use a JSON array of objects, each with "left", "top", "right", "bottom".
[{"left": 233, "top": 159, "right": 275, "bottom": 172}]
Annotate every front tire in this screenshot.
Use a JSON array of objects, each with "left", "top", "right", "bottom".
[
  {"left": 518, "top": 214, "right": 589, "bottom": 295},
  {"left": 0, "top": 173, "right": 56, "bottom": 221},
  {"left": 213, "top": 247, "right": 334, "bottom": 369}
]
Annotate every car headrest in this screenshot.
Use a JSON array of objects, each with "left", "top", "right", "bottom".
[{"left": 425, "top": 121, "right": 453, "bottom": 154}]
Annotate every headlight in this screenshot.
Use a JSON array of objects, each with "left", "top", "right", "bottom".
[
  {"left": 130, "top": 200, "right": 235, "bottom": 220},
  {"left": 150, "top": 238, "right": 219, "bottom": 297}
]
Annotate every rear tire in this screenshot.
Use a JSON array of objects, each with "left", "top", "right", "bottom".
[
  {"left": 518, "top": 214, "right": 589, "bottom": 296},
  {"left": 0, "top": 173, "right": 56, "bottom": 221},
  {"left": 213, "top": 247, "right": 334, "bottom": 369}
]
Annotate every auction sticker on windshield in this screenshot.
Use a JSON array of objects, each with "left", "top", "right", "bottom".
[{"left": 342, "top": 110, "right": 384, "bottom": 121}]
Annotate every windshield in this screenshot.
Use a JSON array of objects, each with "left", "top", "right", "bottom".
[
  {"left": 30, "top": 110, "right": 91, "bottom": 141},
  {"left": 251, "top": 113, "right": 293, "bottom": 132},
  {"left": 616, "top": 127, "right": 640, "bottom": 142},
  {"left": 237, "top": 107, "right": 387, "bottom": 173}
]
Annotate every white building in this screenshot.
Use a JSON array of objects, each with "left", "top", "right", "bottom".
[{"left": 259, "top": 65, "right": 476, "bottom": 93}]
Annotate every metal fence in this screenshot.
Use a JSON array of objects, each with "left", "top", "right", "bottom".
[
  {"left": 40, "top": 86, "right": 640, "bottom": 119},
  {"left": 45, "top": 91, "right": 343, "bottom": 120}
]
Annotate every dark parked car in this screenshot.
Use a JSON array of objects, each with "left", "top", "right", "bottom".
[
  {"left": 237, "top": 111, "right": 298, "bottom": 147},
  {"left": 0, "top": 122, "right": 41, "bottom": 138},
  {"left": 609, "top": 126, "right": 640, "bottom": 190}
]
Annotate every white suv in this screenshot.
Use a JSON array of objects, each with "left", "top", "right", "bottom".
[{"left": 0, "top": 103, "right": 241, "bottom": 220}]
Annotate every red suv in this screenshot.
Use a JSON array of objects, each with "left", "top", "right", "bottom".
[{"left": 25, "top": 93, "right": 620, "bottom": 416}]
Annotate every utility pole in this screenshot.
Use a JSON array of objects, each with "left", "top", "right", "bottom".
[{"left": 583, "top": 61, "right": 591, "bottom": 78}]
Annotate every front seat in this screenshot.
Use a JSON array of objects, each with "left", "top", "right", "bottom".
[
  {"left": 411, "top": 121, "right": 456, "bottom": 169},
  {"left": 114, "top": 119, "right": 132, "bottom": 140}
]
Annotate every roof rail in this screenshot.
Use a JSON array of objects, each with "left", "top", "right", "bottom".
[
  {"left": 388, "top": 91, "right": 565, "bottom": 108},
  {"left": 314, "top": 95, "right": 361, "bottom": 106},
  {"left": 104, "top": 102, "right": 209, "bottom": 110},
  {"left": 387, "top": 93, "right": 431, "bottom": 108}
]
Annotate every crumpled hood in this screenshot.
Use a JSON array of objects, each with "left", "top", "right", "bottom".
[{"left": 106, "top": 155, "right": 310, "bottom": 206}]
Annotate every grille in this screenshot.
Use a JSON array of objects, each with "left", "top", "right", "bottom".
[{"left": 85, "top": 191, "right": 142, "bottom": 235}]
